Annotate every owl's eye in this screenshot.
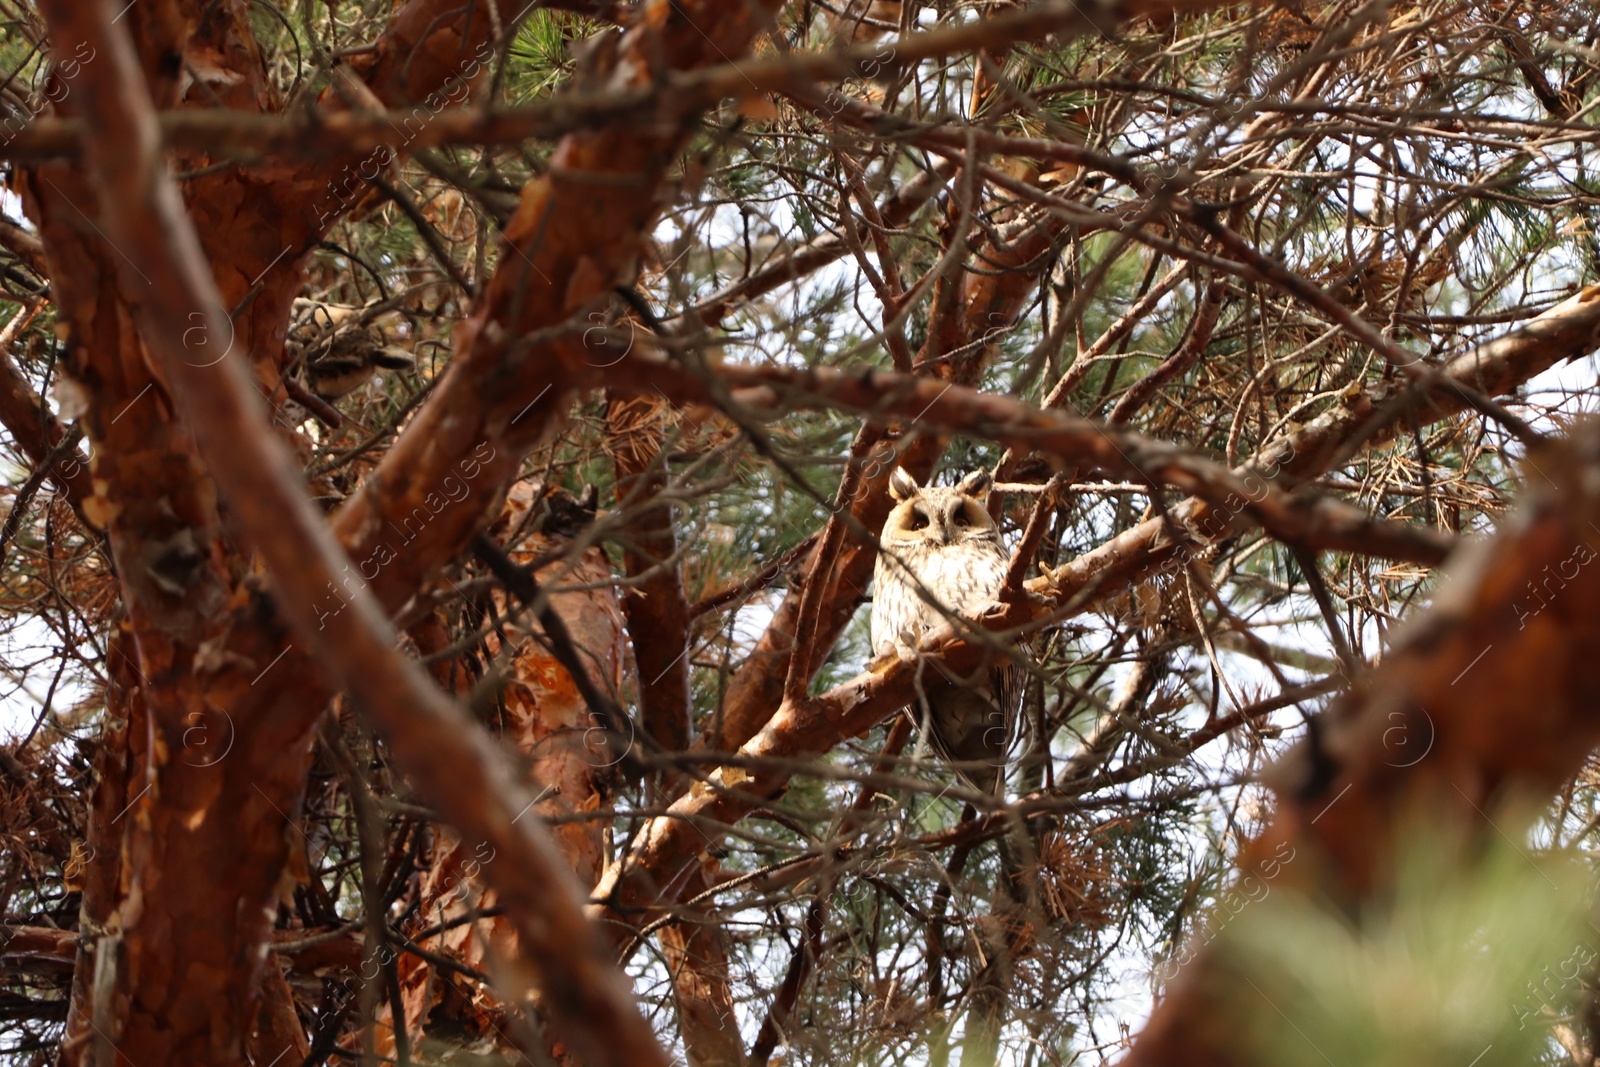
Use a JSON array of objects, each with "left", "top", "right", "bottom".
[
  {"left": 908, "top": 510, "right": 929, "bottom": 530},
  {"left": 952, "top": 512, "right": 969, "bottom": 527}
]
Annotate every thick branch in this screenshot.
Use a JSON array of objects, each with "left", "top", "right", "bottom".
[
  {"left": 708, "top": 169, "right": 1068, "bottom": 753},
  {"left": 624, "top": 357, "right": 1458, "bottom": 567},
  {"left": 45, "top": 4, "right": 670, "bottom": 1066},
  {"left": 1127, "top": 416, "right": 1600, "bottom": 1067},
  {"left": 606, "top": 395, "right": 693, "bottom": 763},
  {"left": 2, "top": 0, "right": 1243, "bottom": 164},
  {"left": 589, "top": 282, "right": 1600, "bottom": 933}
]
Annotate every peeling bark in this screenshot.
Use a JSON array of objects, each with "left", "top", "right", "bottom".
[
  {"left": 661, "top": 866, "right": 747, "bottom": 1067},
  {"left": 389, "top": 486, "right": 626, "bottom": 1058},
  {"left": 589, "top": 284, "right": 1600, "bottom": 939},
  {"left": 607, "top": 394, "right": 694, "bottom": 766},
  {"left": 1126, "top": 414, "right": 1600, "bottom": 1067}
]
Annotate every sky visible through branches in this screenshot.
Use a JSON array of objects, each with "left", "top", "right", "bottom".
[{"left": 0, "top": 0, "right": 1599, "bottom": 1064}]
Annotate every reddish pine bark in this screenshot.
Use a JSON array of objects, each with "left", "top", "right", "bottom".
[
  {"left": 1127, "top": 416, "right": 1600, "bottom": 1067},
  {"left": 389, "top": 486, "right": 626, "bottom": 1056}
]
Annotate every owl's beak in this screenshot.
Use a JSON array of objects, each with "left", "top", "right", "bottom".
[{"left": 929, "top": 521, "right": 950, "bottom": 546}]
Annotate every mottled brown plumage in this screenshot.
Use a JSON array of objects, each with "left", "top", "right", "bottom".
[
  {"left": 871, "top": 467, "right": 1022, "bottom": 795},
  {"left": 287, "top": 298, "right": 415, "bottom": 401}
]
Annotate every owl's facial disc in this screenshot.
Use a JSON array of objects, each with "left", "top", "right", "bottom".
[{"left": 911, "top": 506, "right": 947, "bottom": 542}]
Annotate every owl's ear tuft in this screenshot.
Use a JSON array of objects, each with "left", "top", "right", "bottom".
[
  {"left": 957, "top": 470, "right": 993, "bottom": 499},
  {"left": 889, "top": 467, "right": 919, "bottom": 501}
]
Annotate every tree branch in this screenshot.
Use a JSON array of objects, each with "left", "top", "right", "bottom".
[{"left": 42, "top": 4, "right": 670, "bottom": 1065}]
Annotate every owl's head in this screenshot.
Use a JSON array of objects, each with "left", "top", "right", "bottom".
[{"left": 881, "top": 467, "right": 999, "bottom": 547}]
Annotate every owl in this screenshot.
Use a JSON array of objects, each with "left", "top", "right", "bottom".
[
  {"left": 287, "top": 298, "right": 415, "bottom": 400},
  {"left": 871, "top": 467, "right": 1021, "bottom": 795}
]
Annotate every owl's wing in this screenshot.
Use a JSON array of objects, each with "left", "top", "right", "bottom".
[
  {"left": 993, "top": 660, "right": 1026, "bottom": 759},
  {"left": 907, "top": 658, "right": 1023, "bottom": 797}
]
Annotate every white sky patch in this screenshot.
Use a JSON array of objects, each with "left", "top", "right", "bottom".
[
  {"left": 0, "top": 48, "right": 1592, "bottom": 1058},
  {"left": 1, "top": 187, "right": 25, "bottom": 226}
]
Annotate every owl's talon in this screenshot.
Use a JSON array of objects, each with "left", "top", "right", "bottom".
[
  {"left": 890, "top": 626, "right": 923, "bottom": 662},
  {"left": 867, "top": 639, "right": 905, "bottom": 671}
]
